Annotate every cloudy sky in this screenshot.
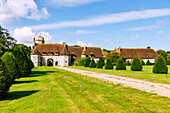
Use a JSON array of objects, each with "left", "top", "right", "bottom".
[{"left": 1, "top": 0, "right": 170, "bottom": 51}]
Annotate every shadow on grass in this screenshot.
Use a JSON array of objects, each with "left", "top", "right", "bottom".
[
  {"left": 29, "top": 71, "right": 55, "bottom": 77},
  {"left": 14, "top": 80, "right": 38, "bottom": 84},
  {"left": 1, "top": 90, "right": 39, "bottom": 100}
]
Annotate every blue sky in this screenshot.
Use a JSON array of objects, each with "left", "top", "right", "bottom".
[{"left": 1, "top": 0, "right": 170, "bottom": 51}]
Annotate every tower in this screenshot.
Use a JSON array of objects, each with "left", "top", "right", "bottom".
[
  {"left": 36, "top": 35, "right": 45, "bottom": 44},
  {"left": 81, "top": 45, "right": 87, "bottom": 58}
]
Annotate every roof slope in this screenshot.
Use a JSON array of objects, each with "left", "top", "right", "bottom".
[{"left": 120, "top": 48, "right": 158, "bottom": 59}]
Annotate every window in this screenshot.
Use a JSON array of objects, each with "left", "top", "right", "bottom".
[
  {"left": 91, "top": 55, "right": 95, "bottom": 58},
  {"left": 48, "top": 52, "right": 53, "bottom": 55},
  {"left": 55, "top": 52, "right": 59, "bottom": 55},
  {"left": 42, "top": 52, "right": 47, "bottom": 55}
]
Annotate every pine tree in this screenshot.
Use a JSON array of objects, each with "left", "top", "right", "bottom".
[
  {"left": 99, "top": 57, "right": 105, "bottom": 66},
  {"left": 141, "top": 60, "right": 145, "bottom": 65},
  {"left": 96, "top": 59, "right": 103, "bottom": 68},
  {"left": 126, "top": 60, "right": 131, "bottom": 66},
  {"left": 116, "top": 58, "right": 126, "bottom": 70},
  {"left": 153, "top": 55, "right": 168, "bottom": 74},
  {"left": 105, "top": 59, "right": 113, "bottom": 69},
  {"left": 89, "top": 59, "right": 96, "bottom": 68},
  {"left": 146, "top": 60, "right": 151, "bottom": 65},
  {"left": 131, "top": 56, "right": 143, "bottom": 71}
]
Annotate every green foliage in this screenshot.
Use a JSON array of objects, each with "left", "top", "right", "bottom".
[
  {"left": 74, "top": 58, "right": 80, "bottom": 66},
  {"left": 12, "top": 46, "right": 30, "bottom": 77},
  {"left": 146, "top": 60, "right": 151, "bottom": 65},
  {"left": 106, "top": 51, "right": 122, "bottom": 64},
  {"left": 126, "top": 60, "right": 131, "bottom": 66},
  {"left": 167, "top": 54, "right": 170, "bottom": 65},
  {"left": 84, "top": 57, "right": 91, "bottom": 67},
  {"left": 96, "top": 59, "right": 103, "bottom": 68},
  {"left": 89, "top": 59, "right": 96, "bottom": 68},
  {"left": 0, "top": 58, "right": 13, "bottom": 98},
  {"left": 1, "top": 52, "right": 20, "bottom": 81},
  {"left": 156, "top": 49, "right": 168, "bottom": 60},
  {"left": 141, "top": 60, "right": 145, "bottom": 65},
  {"left": 153, "top": 55, "right": 168, "bottom": 74},
  {"left": 131, "top": 56, "right": 143, "bottom": 71},
  {"left": 99, "top": 57, "right": 105, "bottom": 66},
  {"left": 79, "top": 58, "right": 85, "bottom": 66},
  {"left": 116, "top": 58, "right": 126, "bottom": 70},
  {"left": 105, "top": 59, "right": 113, "bottom": 69}
]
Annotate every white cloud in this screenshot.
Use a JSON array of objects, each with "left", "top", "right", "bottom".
[
  {"left": 0, "top": 0, "right": 49, "bottom": 25},
  {"left": 59, "top": 40, "right": 92, "bottom": 46},
  {"left": 47, "top": 0, "right": 103, "bottom": 7},
  {"left": 13, "top": 27, "right": 53, "bottom": 45},
  {"left": 30, "top": 8, "right": 170, "bottom": 30},
  {"left": 68, "top": 30, "right": 98, "bottom": 35},
  {"left": 124, "top": 25, "right": 159, "bottom": 31},
  {"left": 157, "top": 30, "right": 163, "bottom": 34}
]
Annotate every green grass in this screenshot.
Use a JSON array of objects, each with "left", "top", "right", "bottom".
[
  {"left": 0, "top": 66, "right": 170, "bottom": 112},
  {"left": 67, "top": 66, "right": 170, "bottom": 84}
]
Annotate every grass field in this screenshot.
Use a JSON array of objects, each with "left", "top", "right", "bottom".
[
  {"left": 67, "top": 66, "right": 170, "bottom": 84},
  {"left": 0, "top": 66, "right": 170, "bottom": 113}
]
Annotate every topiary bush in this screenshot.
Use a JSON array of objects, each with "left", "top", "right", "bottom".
[
  {"left": 153, "top": 55, "right": 168, "bottom": 74},
  {"left": 131, "top": 56, "right": 142, "bottom": 71},
  {"left": 146, "top": 60, "right": 151, "bottom": 65},
  {"left": 167, "top": 54, "right": 170, "bottom": 65},
  {"left": 78, "top": 59, "right": 84, "bottom": 66},
  {"left": 105, "top": 59, "right": 113, "bottom": 69},
  {"left": 89, "top": 59, "right": 96, "bottom": 68},
  {"left": 99, "top": 57, "right": 105, "bottom": 66},
  {"left": 126, "top": 60, "right": 131, "bottom": 66},
  {"left": 96, "top": 59, "right": 103, "bottom": 68},
  {"left": 116, "top": 58, "right": 126, "bottom": 70},
  {"left": 141, "top": 60, "right": 145, "bottom": 65},
  {"left": 84, "top": 57, "right": 91, "bottom": 67}
]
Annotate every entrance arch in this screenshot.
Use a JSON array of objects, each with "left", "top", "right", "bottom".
[{"left": 47, "top": 58, "right": 53, "bottom": 66}]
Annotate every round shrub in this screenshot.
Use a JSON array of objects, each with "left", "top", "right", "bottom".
[
  {"left": 105, "top": 59, "right": 113, "bottom": 69},
  {"left": 153, "top": 55, "right": 168, "bottom": 74},
  {"left": 116, "top": 58, "right": 126, "bottom": 70},
  {"left": 131, "top": 56, "right": 142, "bottom": 71},
  {"left": 141, "top": 60, "right": 145, "bottom": 65},
  {"left": 146, "top": 60, "right": 151, "bottom": 65},
  {"left": 96, "top": 59, "right": 103, "bottom": 68},
  {"left": 126, "top": 60, "right": 131, "bottom": 66},
  {"left": 89, "top": 59, "right": 96, "bottom": 68},
  {"left": 84, "top": 57, "right": 91, "bottom": 67}
]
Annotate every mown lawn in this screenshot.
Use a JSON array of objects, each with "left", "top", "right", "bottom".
[
  {"left": 0, "top": 66, "right": 170, "bottom": 113},
  {"left": 67, "top": 66, "right": 170, "bottom": 84}
]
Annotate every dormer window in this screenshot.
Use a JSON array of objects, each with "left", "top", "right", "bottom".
[
  {"left": 48, "top": 52, "right": 53, "bottom": 55},
  {"left": 42, "top": 52, "right": 47, "bottom": 55},
  {"left": 55, "top": 52, "right": 59, "bottom": 55},
  {"left": 91, "top": 54, "right": 95, "bottom": 58}
]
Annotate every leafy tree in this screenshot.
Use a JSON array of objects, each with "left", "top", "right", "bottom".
[
  {"left": 146, "top": 60, "right": 151, "bottom": 65},
  {"left": 141, "top": 60, "right": 145, "bottom": 65},
  {"left": 131, "top": 56, "right": 143, "bottom": 71},
  {"left": 0, "top": 58, "right": 12, "bottom": 98},
  {"left": 126, "top": 60, "right": 131, "bottom": 66},
  {"left": 156, "top": 50, "right": 168, "bottom": 60},
  {"left": 89, "top": 59, "right": 96, "bottom": 68},
  {"left": 167, "top": 54, "right": 170, "bottom": 65},
  {"left": 12, "top": 46, "right": 30, "bottom": 77},
  {"left": 116, "top": 58, "right": 126, "bottom": 70},
  {"left": 106, "top": 51, "right": 122, "bottom": 64},
  {"left": 96, "top": 59, "right": 103, "bottom": 68},
  {"left": 84, "top": 57, "right": 91, "bottom": 67},
  {"left": 105, "top": 59, "right": 113, "bottom": 69},
  {"left": 1, "top": 52, "right": 20, "bottom": 81},
  {"left": 153, "top": 55, "right": 168, "bottom": 74}
]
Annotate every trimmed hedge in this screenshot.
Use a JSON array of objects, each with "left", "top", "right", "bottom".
[
  {"left": 116, "top": 58, "right": 126, "bottom": 70},
  {"left": 126, "top": 60, "right": 131, "bottom": 66},
  {"left": 89, "top": 59, "right": 96, "bottom": 68},
  {"left": 96, "top": 59, "right": 103, "bottom": 68},
  {"left": 141, "top": 60, "right": 145, "bottom": 65},
  {"left": 131, "top": 56, "right": 142, "bottom": 71},
  {"left": 146, "top": 60, "right": 151, "bottom": 65},
  {"left": 153, "top": 55, "right": 168, "bottom": 74},
  {"left": 105, "top": 59, "right": 113, "bottom": 69},
  {"left": 84, "top": 57, "right": 91, "bottom": 67}
]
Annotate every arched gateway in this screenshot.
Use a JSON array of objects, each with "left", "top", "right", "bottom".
[{"left": 47, "top": 58, "right": 53, "bottom": 66}]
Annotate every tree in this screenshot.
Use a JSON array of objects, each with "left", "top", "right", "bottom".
[
  {"left": 99, "top": 57, "right": 105, "bottom": 66},
  {"left": 0, "top": 58, "right": 12, "bottom": 98},
  {"left": 146, "top": 60, "right": 151, "bottom": 65},
  {"left": 1, "top": 52, "right": 20, "bottom": 81},
  {"left": 131, "top": 56, "right": 143, "bottom": 71},
  {"left": 96, "top": 59, "right": 103, "bottom": 68},
  {"left": 126, "top": 60, "right": 131, "bottom": 66},
  {"left": 106, "top": 51, "right": 122, "bottom": 64},
  {"left": 116, "top": 58, "right": 126, "bottom": 70},
  {"left": 167, "top": 54, "right": 170, "bottom": 65},
  {"left": 84, "top": 57, "right": 91, "bottom": 67},
  {"left": 153, "top": 55, "right": 168, "bottom": 74},
  {"left": 156, "top": 50, "right": 168, "bottom": 61},
  {"left": 0, "top": 26, "right": 16, "bottom": 54},
  {"left": 105, "top": 59, "right": 113, "bottom": 69},
  {"left": 89, "top": 59, "right": 96, "bottom": 68},
  {"left": 141, "top": 60, "right": 145, "bottom": 65},
  {"left": 12, "top": 46, "right": 30, "bottom": 77},
  {"left": 79, "top": 59, "right": 84, "bottom": 66}
]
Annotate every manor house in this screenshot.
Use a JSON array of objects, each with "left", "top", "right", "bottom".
[{"left": 31, "top": 36, "right": 102, "bottom": 66}]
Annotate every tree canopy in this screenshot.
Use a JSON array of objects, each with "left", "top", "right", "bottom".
[{"left": 106, "top": 51, "right": 122, "bottom": 64}]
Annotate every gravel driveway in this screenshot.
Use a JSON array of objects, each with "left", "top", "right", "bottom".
[{"left": 56, "top": 67, "right": 170, "bottom": 98}]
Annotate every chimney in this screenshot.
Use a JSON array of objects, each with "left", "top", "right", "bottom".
[
  {"left": 84, "top": 45, "right": 86, "bottom": 50},
  {"left": 33, "top": 37, "right": 36, "bottom": 48}
]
